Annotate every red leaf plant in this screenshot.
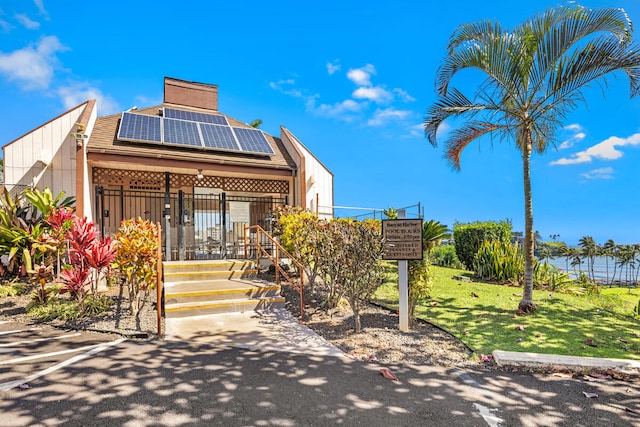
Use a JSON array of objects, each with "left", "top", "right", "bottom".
[{"left": 58, "top": 265, "right": 90, "bottom": 311}]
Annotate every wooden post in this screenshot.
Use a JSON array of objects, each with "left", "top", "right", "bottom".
[{"left": 156, "top": 222, "right": 163, "bottom": 336}]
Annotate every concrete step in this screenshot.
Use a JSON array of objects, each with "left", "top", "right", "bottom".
[
  {"left": 163, "top": 260, "right": 256, "bottom": 275},
  {"left": 165, "top": 280, "right": 281, "bottom": 304},
  {"left": 164, "top": 268, "right": 258, "bottom": 282},
  {"left": 165, "top": 296, "right": 286, "bottom": 318}
]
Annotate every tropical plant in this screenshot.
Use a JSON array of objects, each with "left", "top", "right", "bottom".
[
  {"left": 113, "top": 218, "right": 159, "bottom": 318},
  {"left": 422, "top": 220, "right": 450, "bottom": 255},
  {"left": 24, "top": 187, "right": 75, "bottom": 222},
  {"left": 472, "top": 240, "right": 523, "bottom": 283},
  {"left": 424, "top": 5, "right": 640, "bottom": 312}
]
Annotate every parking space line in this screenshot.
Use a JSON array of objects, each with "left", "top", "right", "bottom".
[
  {"left": 0, "top": 328, "right": 39, "bottom": 336},
  {"left": 0, "top": 337, "right": 127, "bottom": 392},
  {"left": 0, "top": 339, "right": 126, "bottom": 366},
  {"left": 0, "top": 333, "right": 82, "bottom": 347},
  {"left": 455, "top": 369, "right": 505, "bottom": 427}
]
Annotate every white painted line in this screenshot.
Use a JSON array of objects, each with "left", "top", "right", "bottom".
[
  {"left": 0, "top": 337, "right": 126, "bottom": 392},
  {"left": 473, "top": 403, "right": 504, "bottom": 427},
  {"left": 0, "top": 333, "right": 82, "bottom": 348},
  {"left": 0, "top": 340, "right": 122, "bottom": 366},
  {"left": 455, "top": 370, "right": 505, "bottom": 427},
  {"left": 0, "top": 328, "right": 39, "bottom": 336}
]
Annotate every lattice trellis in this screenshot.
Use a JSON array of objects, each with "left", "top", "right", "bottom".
[{"left": 93, "top": 168, "right": 289, "bottom": 194}]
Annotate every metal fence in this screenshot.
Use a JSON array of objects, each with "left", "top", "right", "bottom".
[{"left": 96, "top": 187, "right": 286, "bottom": 261}]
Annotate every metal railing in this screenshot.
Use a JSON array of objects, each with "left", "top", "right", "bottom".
[{"left": 244, "top": 224, "right": 305, "bottom": 319}]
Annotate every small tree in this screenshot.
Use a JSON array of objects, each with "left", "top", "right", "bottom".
[
  {"left": 317, "top": 219, "right": 385, "bottom": 332},
  {"left": 113, "top": 218, "right": 159, "bottom": 318}
]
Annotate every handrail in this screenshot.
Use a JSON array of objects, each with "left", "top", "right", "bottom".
[
  {"left": 156, "top": 221, "right": 163, "bottom": 336},
  {"left": 244, "top": 224, "right": 305, "bottom": 319}
]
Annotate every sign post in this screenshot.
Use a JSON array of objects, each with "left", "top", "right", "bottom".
[{"left": 382, "top": 211, "right": 422, "bottom": 332}]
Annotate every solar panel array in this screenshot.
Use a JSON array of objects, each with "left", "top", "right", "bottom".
[
  {"left": 117, "top": 109, "right": 275, "bottom": 156},
  {"left": 163, "top": 108, "right": 228, "bottom": 125}
]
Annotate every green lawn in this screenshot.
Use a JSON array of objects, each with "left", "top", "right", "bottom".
[{"left": 373, "top": 263, "right": 640, "bottom": 359}]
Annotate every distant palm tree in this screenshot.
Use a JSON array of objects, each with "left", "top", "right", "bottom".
[
  {"left": 579, "top": 236, "right": 598, "bottom": 282},
  {"left": 249, "top": 119, "right": 263, "bottom": 129},
  {"left": 424, "top": 5, "right": 640, "bottom": 313},
  {"left": 556, "top": 242, "right": 570, "bottom": 272},
  {"left": 602, "top": 239, "right": 617, "bottom": 286}
]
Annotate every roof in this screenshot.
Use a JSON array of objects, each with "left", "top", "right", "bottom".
[{"left": 87, "top": 104, "right": 297, "bottom": 172}]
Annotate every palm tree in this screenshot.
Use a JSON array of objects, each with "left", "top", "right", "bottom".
[
  {"left": 602, "top": 239, "right": 617, "bottom": 286},
  {"left": 579, "top": 236, "right": 598, "bottom": 282},
  {"left": 556, "top": 242, "right": 570, "bottom": 273},
  {"left": 424, "top": 5, "right": 640, "bottom": 313}
]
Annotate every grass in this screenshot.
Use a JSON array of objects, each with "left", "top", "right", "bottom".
[{"left": 373, "top": 263, "right": 640, "bottom": 360}]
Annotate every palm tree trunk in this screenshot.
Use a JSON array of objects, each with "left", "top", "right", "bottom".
[{"left": 518, "top": 142, "right": 536, "bottom": 313}]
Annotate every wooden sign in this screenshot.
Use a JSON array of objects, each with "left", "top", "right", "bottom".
[{"left": 382, "top": 219, "right": 423, "bottom": 260}]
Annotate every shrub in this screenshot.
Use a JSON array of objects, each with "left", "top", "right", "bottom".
[
  {"left": 0, "top": 281, "right": 27, "bottom": 298},
  {"left": 316, "top": 219, "right": 385, "bottom": 332},
  {"left": 431, "top": 245, "right": 463, "bottom": 269},
  {"left": 453, "top": 220, "right": 512, "bottom": 269},
  {"left": 27, "top": 299, "right": 81, "bottom": 320},
  {"left": 113, "top": 218, "right": 159, "bottom": 318},
  {"left": 408, "top": 256, "right": 432, "bottom": 323}
]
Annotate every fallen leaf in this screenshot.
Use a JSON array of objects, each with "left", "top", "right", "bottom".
[
  {"left": 619, "top": 338, "right": 628, "bottom": 344},
  {"left": 517, "top": 338, "right": 524, "bottom": 342},
  {"left": 429, "top": 301, "right": 438, "bottom": 307},
  {"left": 380, "top": 368, "right": 398, "bottom": 381},
  {"left": 463, "top": 330, "right": 469, "bottom": 335},
  {"left": 18, "top": 384, "right": 29, "bottom": 389},
  {"left": 583, "top": 375, "right": 597, "bottom": 382},
  {"left": 511, "top": 314, "right": 518, "bottom": 319},
  {"left": 552, "top": 372, "right": 573, "bottom": 379},
  {"left": 582, "top": 391, "right": 598, "bottom": 398},
  {"left": 625, "top": 407, "right": 640, "bottom": 416},
  {"left": 584, "top": 339, "right": 598, "bottom": 347},
  {"left": 513, "top": 293, "right": 523, "bottom": 297},
  {"left": 589, "top": 373, "right": 611, "bottom": 380},
  {"left": 514, "top": 325, "right": 525, "bottom": 331},
  {"left": 535, "top": 333, "right": 542, "bottom": 338},
  {"left": 481, "top": 354, "right": 493, "bottom": 363},
  {"left": 472, "top": 292, "right": 479, "bottom": 298}
]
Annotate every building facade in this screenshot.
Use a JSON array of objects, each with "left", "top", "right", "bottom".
[{"left": 3, "top": 77, "right": 334, "bottom": 260}]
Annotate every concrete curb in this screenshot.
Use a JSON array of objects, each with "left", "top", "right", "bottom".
[{"left": 493, "top": 350, "right": 640, "bottom": 373}]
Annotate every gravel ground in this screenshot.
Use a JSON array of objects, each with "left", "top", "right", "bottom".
[{"left": 279, "top": 284, "right": 480, "bottom": 367}]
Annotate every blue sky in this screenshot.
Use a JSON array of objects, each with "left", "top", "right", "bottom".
[{"left": 1, "top": 1, "right": 640, "bottom": 246}]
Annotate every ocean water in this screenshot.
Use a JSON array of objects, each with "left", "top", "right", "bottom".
[{"left": 545, "top": 255, "right": 638, "bottom": 284}]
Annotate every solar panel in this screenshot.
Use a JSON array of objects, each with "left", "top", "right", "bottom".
[
  {"left": 232, "top": 127, "right": 275, "bottom": 155},
  {"left": 164, "top": 108, "right": 227, "bottom": 125},
  {"left": 163, "top": 118, "right": 203, "bottom": 148},
  {"left": 117, "top": 112, "right": 162, "bottom": 144},
  {"left": 200, "top": 123, "right": 240, "bottom": 151}
]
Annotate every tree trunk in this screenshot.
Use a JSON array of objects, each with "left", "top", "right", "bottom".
[{"left": 518, "top": 139, "right": 536, "bottom": 314}]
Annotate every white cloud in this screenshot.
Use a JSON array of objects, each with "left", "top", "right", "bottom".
[
  {"left": 58, "top": 82, "right": 120, "bottom": 115},
  {"left": 558, "top": 132, "right": 585, "bottom": 150},
  {"left": 393, "top": 88, "right": 416, "bottom": 102},
  {"left": 347, "top": 64, "right": 376, "bottom": 86},
  {"left": 352, "top": 86, "right": 393, "bottom": 103},
  {"left": 367, "top": 108, "right": 412, "bottom": 126},
  {"left": 581, "top": 167, "right": 614, "bottom": 180},
  {"left": 313, "top": 99, "right": 366, "bottom": 120},
  {"left": 0, "top": 9, "right": 10, "bottom": 32},
  {"left": 33, "top": 0, "right": 49, "bottom": 19},
  {"left": 564, "top": 123, "right": 583, "bottom": 132},
  {"left": 0, "top": 36, "right": 67, "bottom": 90},
  {"left": 326, "top": 61, "right": 340, "bottom": 75},
  {"left": 550, "top": 133, "right": 640, "bottom": 165},
  {"left": 15, "top": 13, "right": 40, "bottom": 29}
]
